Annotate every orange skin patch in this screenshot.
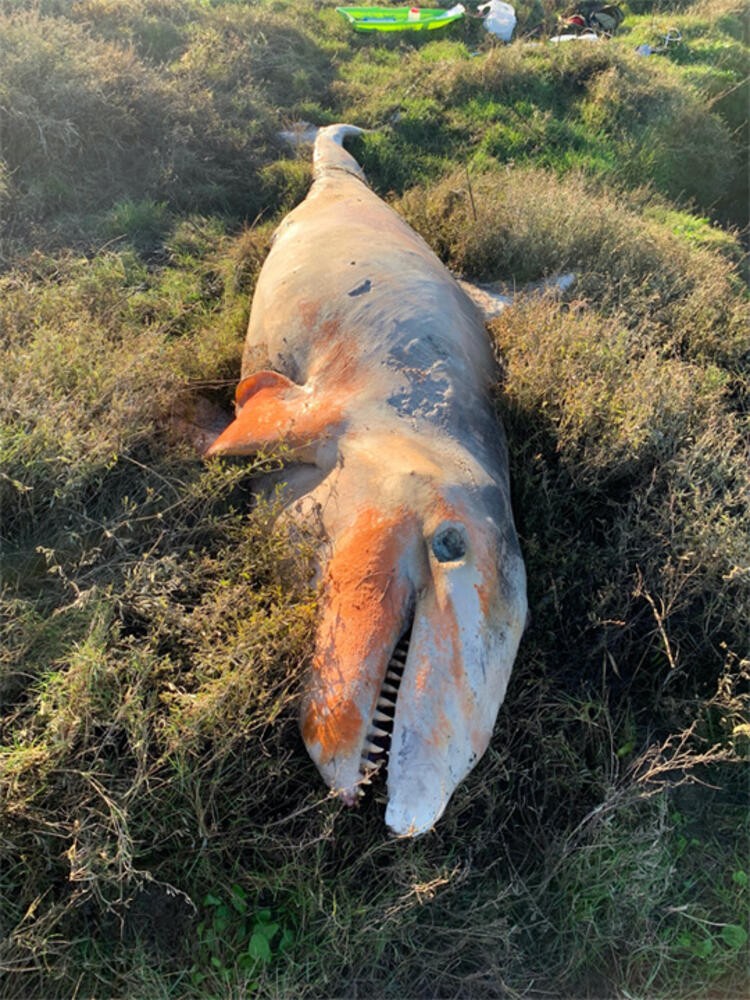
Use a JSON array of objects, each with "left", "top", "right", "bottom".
[
  {"left": 473, "top": 543, "right": 500, "bottom": 621},
  {"left": 298, "top": 300, "right": 321, "bottom": 330},
  {"left": 408, "top": 643, "right": 453, "bottom": 756},
  {"left": 301, "top": 505, "right": 415, "bottom": 765},
  {"left": 415, "top": 662, "right": 430, "bottom": 695},
  {"left": 473, "top": 580, "right": 492, "bottom": 619},
  {"left": 435, "top": 597, "right": 477, "bottom": 745},
  {"left": 439, "top": 572, "right": 494, "bottom": 760},
  {"left": 301, "top": 697, "right": 364, "bottom": 768}
]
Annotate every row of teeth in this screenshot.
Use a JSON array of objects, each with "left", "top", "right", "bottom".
[{"left": 359, "top": 630, "right": 410, "bottom": 785}]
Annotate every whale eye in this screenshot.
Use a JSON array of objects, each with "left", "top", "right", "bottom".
[{"left": 432, "top": 525, "right": 467, "bottom": 563}]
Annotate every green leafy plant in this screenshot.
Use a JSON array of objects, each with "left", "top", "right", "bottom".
[
  {"left": 659, "top": 810, "right": 750, "bottom": 974},
  {"left": 191, "top": 886, "right": 296, "bottom": 992}
]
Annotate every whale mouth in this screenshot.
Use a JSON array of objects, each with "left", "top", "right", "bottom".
[{"left": 359, "top": 620, "right": 413, "bottom": 788}]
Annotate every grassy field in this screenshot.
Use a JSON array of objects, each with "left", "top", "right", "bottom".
[{"left": 1, "top": 0, "right": 748, "bottom": 997}]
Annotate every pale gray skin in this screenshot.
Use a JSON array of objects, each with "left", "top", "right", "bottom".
[{"left": 208, "top": 126, "right": 527, "bottom": 836}]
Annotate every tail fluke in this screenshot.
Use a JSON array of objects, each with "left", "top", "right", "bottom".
[{"left": 313, "top": 124, "right": 367, "bottom": 183}]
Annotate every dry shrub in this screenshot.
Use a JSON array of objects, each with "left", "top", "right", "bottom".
[
  {"left": 57, "top": 0, "right": 199, "bottom": 61},
  {"left": 492, "top": 302, "right": 732, "bottom": 483},
  {"left": 398, "top": 165, "right": 749, "bottom": 366},
  {"left": 490, "top": 297, "right": 748, "bottom": 668},
  {"left": 0, "top": 10, "right": 279, "bottom": 241},
  {"left": 175, "top": 5, "right": 335, "bottom": 110},
  {"left": 0, "top": 231, "right": 250, "bottom": 547},
  {"left": 0, "top": 3, "right": 343, "bottom": 255},
  {"left": 0, "top": 216, "right": 316, "bottom": 980},
  {"left": 475, "top": 290, "right": 749, "bottom": 998},
  {"left": 0, "top": 15, "right": 179, "bottom": 204},
  {"left": 0, "top": 492, "right": 318, "bottom": 993}
]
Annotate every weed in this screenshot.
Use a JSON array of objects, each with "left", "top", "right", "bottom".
[
  {"left": 106, "top": 199, "right": 172, "bottom": 252},
  {"left": 191, "top": 886, "right": 295, "bottom": 993}
]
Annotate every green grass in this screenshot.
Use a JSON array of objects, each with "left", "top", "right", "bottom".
[{"left": 1, "top": 1, "right": 748, "bottom": 997}]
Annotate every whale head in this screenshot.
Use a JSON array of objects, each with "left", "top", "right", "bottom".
[{"left": 299, "top": 430, "right": 527, "bottom": 836}]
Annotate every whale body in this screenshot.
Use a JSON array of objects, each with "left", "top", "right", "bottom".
[{"left": 207, "top": 125, "right": 527, "bottom": 836}]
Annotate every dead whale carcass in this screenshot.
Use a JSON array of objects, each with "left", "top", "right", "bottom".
[{"left": 207, "top": 125, "right": 527, "bottom": 836}]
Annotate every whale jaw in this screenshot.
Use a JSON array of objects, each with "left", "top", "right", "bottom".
[
  {"left": 384, "top": 545, "right": 526, "bottom": 838},
  {"left": 299, "top": 490, "right": 527, "bottom": 837}
]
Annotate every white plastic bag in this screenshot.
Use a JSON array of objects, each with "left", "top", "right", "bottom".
[{"left": 477, "top": 1, "right": 516, "bottom": 42}]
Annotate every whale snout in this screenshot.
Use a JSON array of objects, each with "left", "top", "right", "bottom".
[
  {"left": 300, "top": 488, "right": 527, "bottom": 836},
  {"left": 385, "top": 761, "right": 448, "bottom": 838},
  {"left": 383, "top": 538, "right": 526, "bottom": 836}
]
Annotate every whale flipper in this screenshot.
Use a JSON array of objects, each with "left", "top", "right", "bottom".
[{"left": 204, "top": 370, "right": 344, "bottom": 460}]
